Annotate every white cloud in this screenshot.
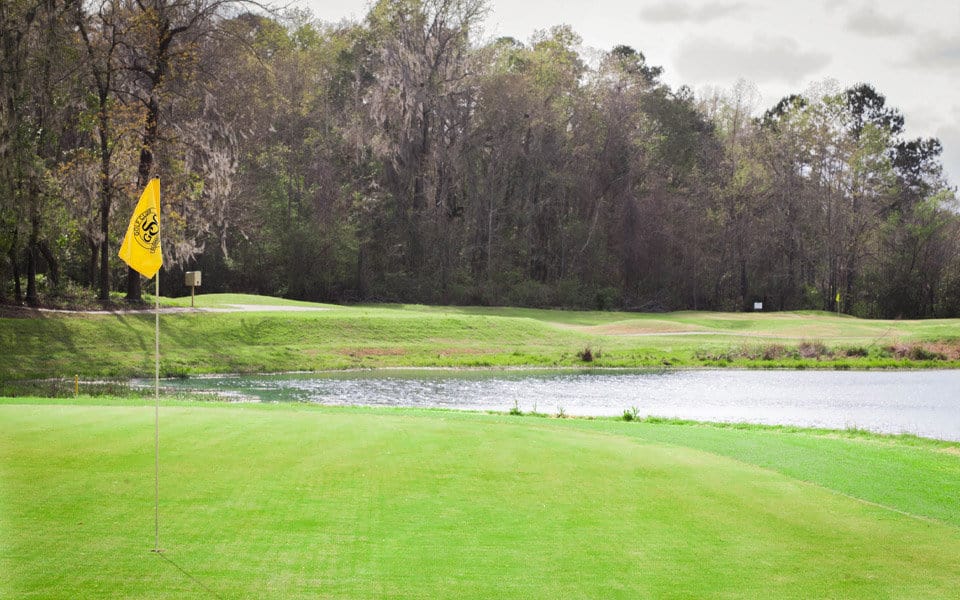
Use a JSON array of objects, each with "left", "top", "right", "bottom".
[
  {"left": 937, "top": 106, "right": 960, "bottom": 190},
  {"left": 822, "top": 0, "right": 851, "bottom": 12},
  {"left": 675, "top": 36, "right": 831, "bottom": 84},
  {"left": 640, "top": 1, "right": 748, "bottom": 24},
  {"left": 938, "top": 121, "right": 960, "bottom": 190},
  {"left": 911, "top": 35, "right": 960, "bottom": 70},
  {"left": 846, "top": 6, "right": 911, "bottom": 37}
]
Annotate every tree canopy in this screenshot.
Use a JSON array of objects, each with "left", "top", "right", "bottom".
[{"left": 2, "top": 0, "right": 958, "bottom": 317}]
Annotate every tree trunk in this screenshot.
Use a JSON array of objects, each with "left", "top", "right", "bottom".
[
  {"left": 38, "top": 240, "right": 58, "bottom": 286},
  {"left": 26, "top": 243, "right": 38, "bottom": 306},
  {"left": 739, "top": 258, "right": 748, "bottom": 311},
  {"left": 125, "top": 265, "right": 142, "bottom": 302},
  {"left": 25, "top": 192, "right": 39, "bottom": 306},
  {"left": 126, "top": 94, "right": 159, "bottom": 303},
  {"left": 98, "top": 124, "right": 111, "bottom": 301},
  {"left": 88, "top": 238, "right": 98, "bottom": 288},
  {"left": 9, "top": 243, "right": 22, "bottom": 305}
]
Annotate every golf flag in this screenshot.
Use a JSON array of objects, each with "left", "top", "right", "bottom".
[
  {"left": 119, "top": 178, "right": 162, "bottom": 278},
  {"left": 835, "top": 291, "right": 841, "bottom": 304}
]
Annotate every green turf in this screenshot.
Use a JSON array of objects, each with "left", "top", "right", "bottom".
[
  {"left": 162, "top": 293, "right": 340, "bottom": 309},
  {"left": 2, "top": 400, "right": 960, "bottom": 598},
  {"left": 3, "top": 294, "right": 960, "bottom": 379}
]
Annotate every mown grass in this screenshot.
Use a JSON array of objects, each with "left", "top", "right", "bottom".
[
  {"left": 2, "top": 399, "right": 960, "bottom": 598},
  {"left": 2, "top": 294, "right": 960, "bottom": 380},
  {"left": 162, "top": 293, "right": 339, "bottom": 309}
]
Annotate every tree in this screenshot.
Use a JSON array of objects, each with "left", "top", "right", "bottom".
[
  {"left": 72, "top": 0, "right": 126, "bottom": 300},
  {"left": 1, "top": 0, "right": 78, "bottom": 306},
  {"left": 362, "top": 0, "right": 485, "bottom": 299},
  {"left": 118, "top": 0, "right": 250, "bottom": 301},
  {"left": 0, "top": 0, "right": 41, "bottom": 303}
]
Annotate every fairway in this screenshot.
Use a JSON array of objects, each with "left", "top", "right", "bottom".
[
  {"left": 4, "top": 294, "right": 960, "bottom": 381},
  {"left": 3, "top": 401, "right": 960, "bottom": 598}
]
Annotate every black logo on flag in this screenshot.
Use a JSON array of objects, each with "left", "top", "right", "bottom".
[{"left": 134, "top": 208, "right": 160, "bottom": 251}]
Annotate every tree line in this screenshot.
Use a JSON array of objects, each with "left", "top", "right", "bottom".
[{"left": 2, "top": 0, "right": 958, "bottom": 317}]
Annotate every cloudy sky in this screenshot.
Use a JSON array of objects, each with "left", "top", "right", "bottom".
[{"left": 299, "top": 0, "right": 960, "bottom": 188}]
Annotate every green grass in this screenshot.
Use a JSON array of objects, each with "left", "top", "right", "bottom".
[
  {"left": 161, "top": 293, "right": 340, "bottom": 309},
  {"left": 2, "top": 294, "right": 960, "bottom": 380},
  {"left": 2, "top": 399, "right": 959, "bottom": 598}
]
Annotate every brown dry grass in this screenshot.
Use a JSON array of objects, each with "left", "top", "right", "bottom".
[
  {"left": 885, "top": 342, "right": 960, "bottom": 360},
  {"left": 436, "top": 347, "right": 487, "bottom": 357},
  {"left": 340, "top": 347, "right": 408, "bottom": 358}
]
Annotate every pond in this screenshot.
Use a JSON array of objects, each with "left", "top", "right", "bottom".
[{"left": 142, "top": 369, "right": 960, "bottom": 442}]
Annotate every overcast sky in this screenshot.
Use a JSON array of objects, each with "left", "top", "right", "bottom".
[{"left": 299, "top": 0, "right": 960, "bottom": 188}]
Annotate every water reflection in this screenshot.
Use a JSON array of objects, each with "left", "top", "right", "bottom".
[{"left": 144, "top": 369, "right": 960, "bottom": 441}]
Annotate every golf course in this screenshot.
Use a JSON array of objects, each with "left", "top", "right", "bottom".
[
  {"left": 6, "top": 0, "right": 960, "bottom": 593},
  {"left": 3, "top": 296, "right": 960, "bottom": 597}
]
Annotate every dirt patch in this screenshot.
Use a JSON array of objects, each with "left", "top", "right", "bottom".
[
  {"left": 0, "top": 304, "right": 195, "bottom": 317},
  {"left": 0, "top": 302, "right": 330, "bottom": 316},
  {"left": 340, "top": 347, "right": 407, "bottom": 358},
  {"left": 436, "top": 347, "right": 487, "bottom": 356},
  {"left": 0, "top": 305, "right": 32, "bottom": 318},
  {"left": 939, "top": 446, "right": 960, "bottom": 457}
]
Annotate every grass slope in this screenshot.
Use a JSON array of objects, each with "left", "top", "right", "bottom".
[
  {"left": 3, "top": 294, "right": 960, "bottom": 379},
  {"left": 2, "top": 400, "right": 960, "bottom": 598}
]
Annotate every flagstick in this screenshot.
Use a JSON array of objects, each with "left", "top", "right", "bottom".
[
  {"left": 118, "top": 178, "right": 162, "bottom": 553},
  {"left": 154, "top": 272, "right": 161, "bottom": 553}
]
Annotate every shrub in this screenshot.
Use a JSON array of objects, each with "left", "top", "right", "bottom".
[
  {"left": 887, "top": 343, "right": 946, "bottom": 361},
  {"left": 594, "top": 287, "right": 621, "bottom": 310},
  {"left": 507, "top": 280, "right": 553, "bottom": 308},
  {"left": 577, "top": 346, "right": 594, "bottom": 362},
  {"left": 798, "top": 340, "right": 829, "bottom": 359},
  {"left": 761, "top": 344, "right": 787, "bottom": 360},
  {"left": 909, "top": 346, "right": 944, "bottom": 361},
  {"left": 0, "top": 378, "right": 135, "bottom": 398}
]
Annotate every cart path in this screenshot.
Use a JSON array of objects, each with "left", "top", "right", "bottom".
[{"left": 8, "top": 303, "right": 332, "bottom": 316}]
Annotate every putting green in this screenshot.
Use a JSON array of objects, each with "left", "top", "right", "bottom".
[{"left": 2, "top": 403, "right": 959, "bottom": 598}]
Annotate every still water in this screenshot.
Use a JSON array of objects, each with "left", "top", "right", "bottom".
[{"left": 146, "top": 369, "right": 960, "bottom": 441}]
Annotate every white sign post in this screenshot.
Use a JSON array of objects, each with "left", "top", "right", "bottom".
[{"left": 185, "top": 271, "right": 201, "bottom": 307}]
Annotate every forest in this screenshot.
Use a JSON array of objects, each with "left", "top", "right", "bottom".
[{"left": 2, "top": 0, "right": 958, "bottom": 317}]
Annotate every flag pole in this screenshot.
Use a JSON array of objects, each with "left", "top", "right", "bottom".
[
  {"left": 117, "top": 177, "right": 163, "bottom": 552},
  {"left": 153, "top": 177, "right": 161, "bottom": 553},
  {"left": 154, "top": 271, "right": 161, "bottom": 552}
]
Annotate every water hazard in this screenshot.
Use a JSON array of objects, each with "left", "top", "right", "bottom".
[{"left": 145, "top": 369, "right": 960, "bottom": 441}]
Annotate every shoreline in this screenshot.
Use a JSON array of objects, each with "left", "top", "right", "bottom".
[{"left": 4, "top": 393, "right": 960, "bottom": 447}]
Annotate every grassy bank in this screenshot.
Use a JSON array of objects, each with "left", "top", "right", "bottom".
[
  {"left": 3, "top": 294, "right": 960, "bottom": 380},
  {"left": 2, "top": 398, "right": 959, "bottom": 598}
]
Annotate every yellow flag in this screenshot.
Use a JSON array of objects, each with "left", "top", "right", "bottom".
[
  {"left": 835, "top": 291, "right": 841, "bottom": 303},
  {"left": 118, "top": 178, "right": 162, "bottom": 278}
]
